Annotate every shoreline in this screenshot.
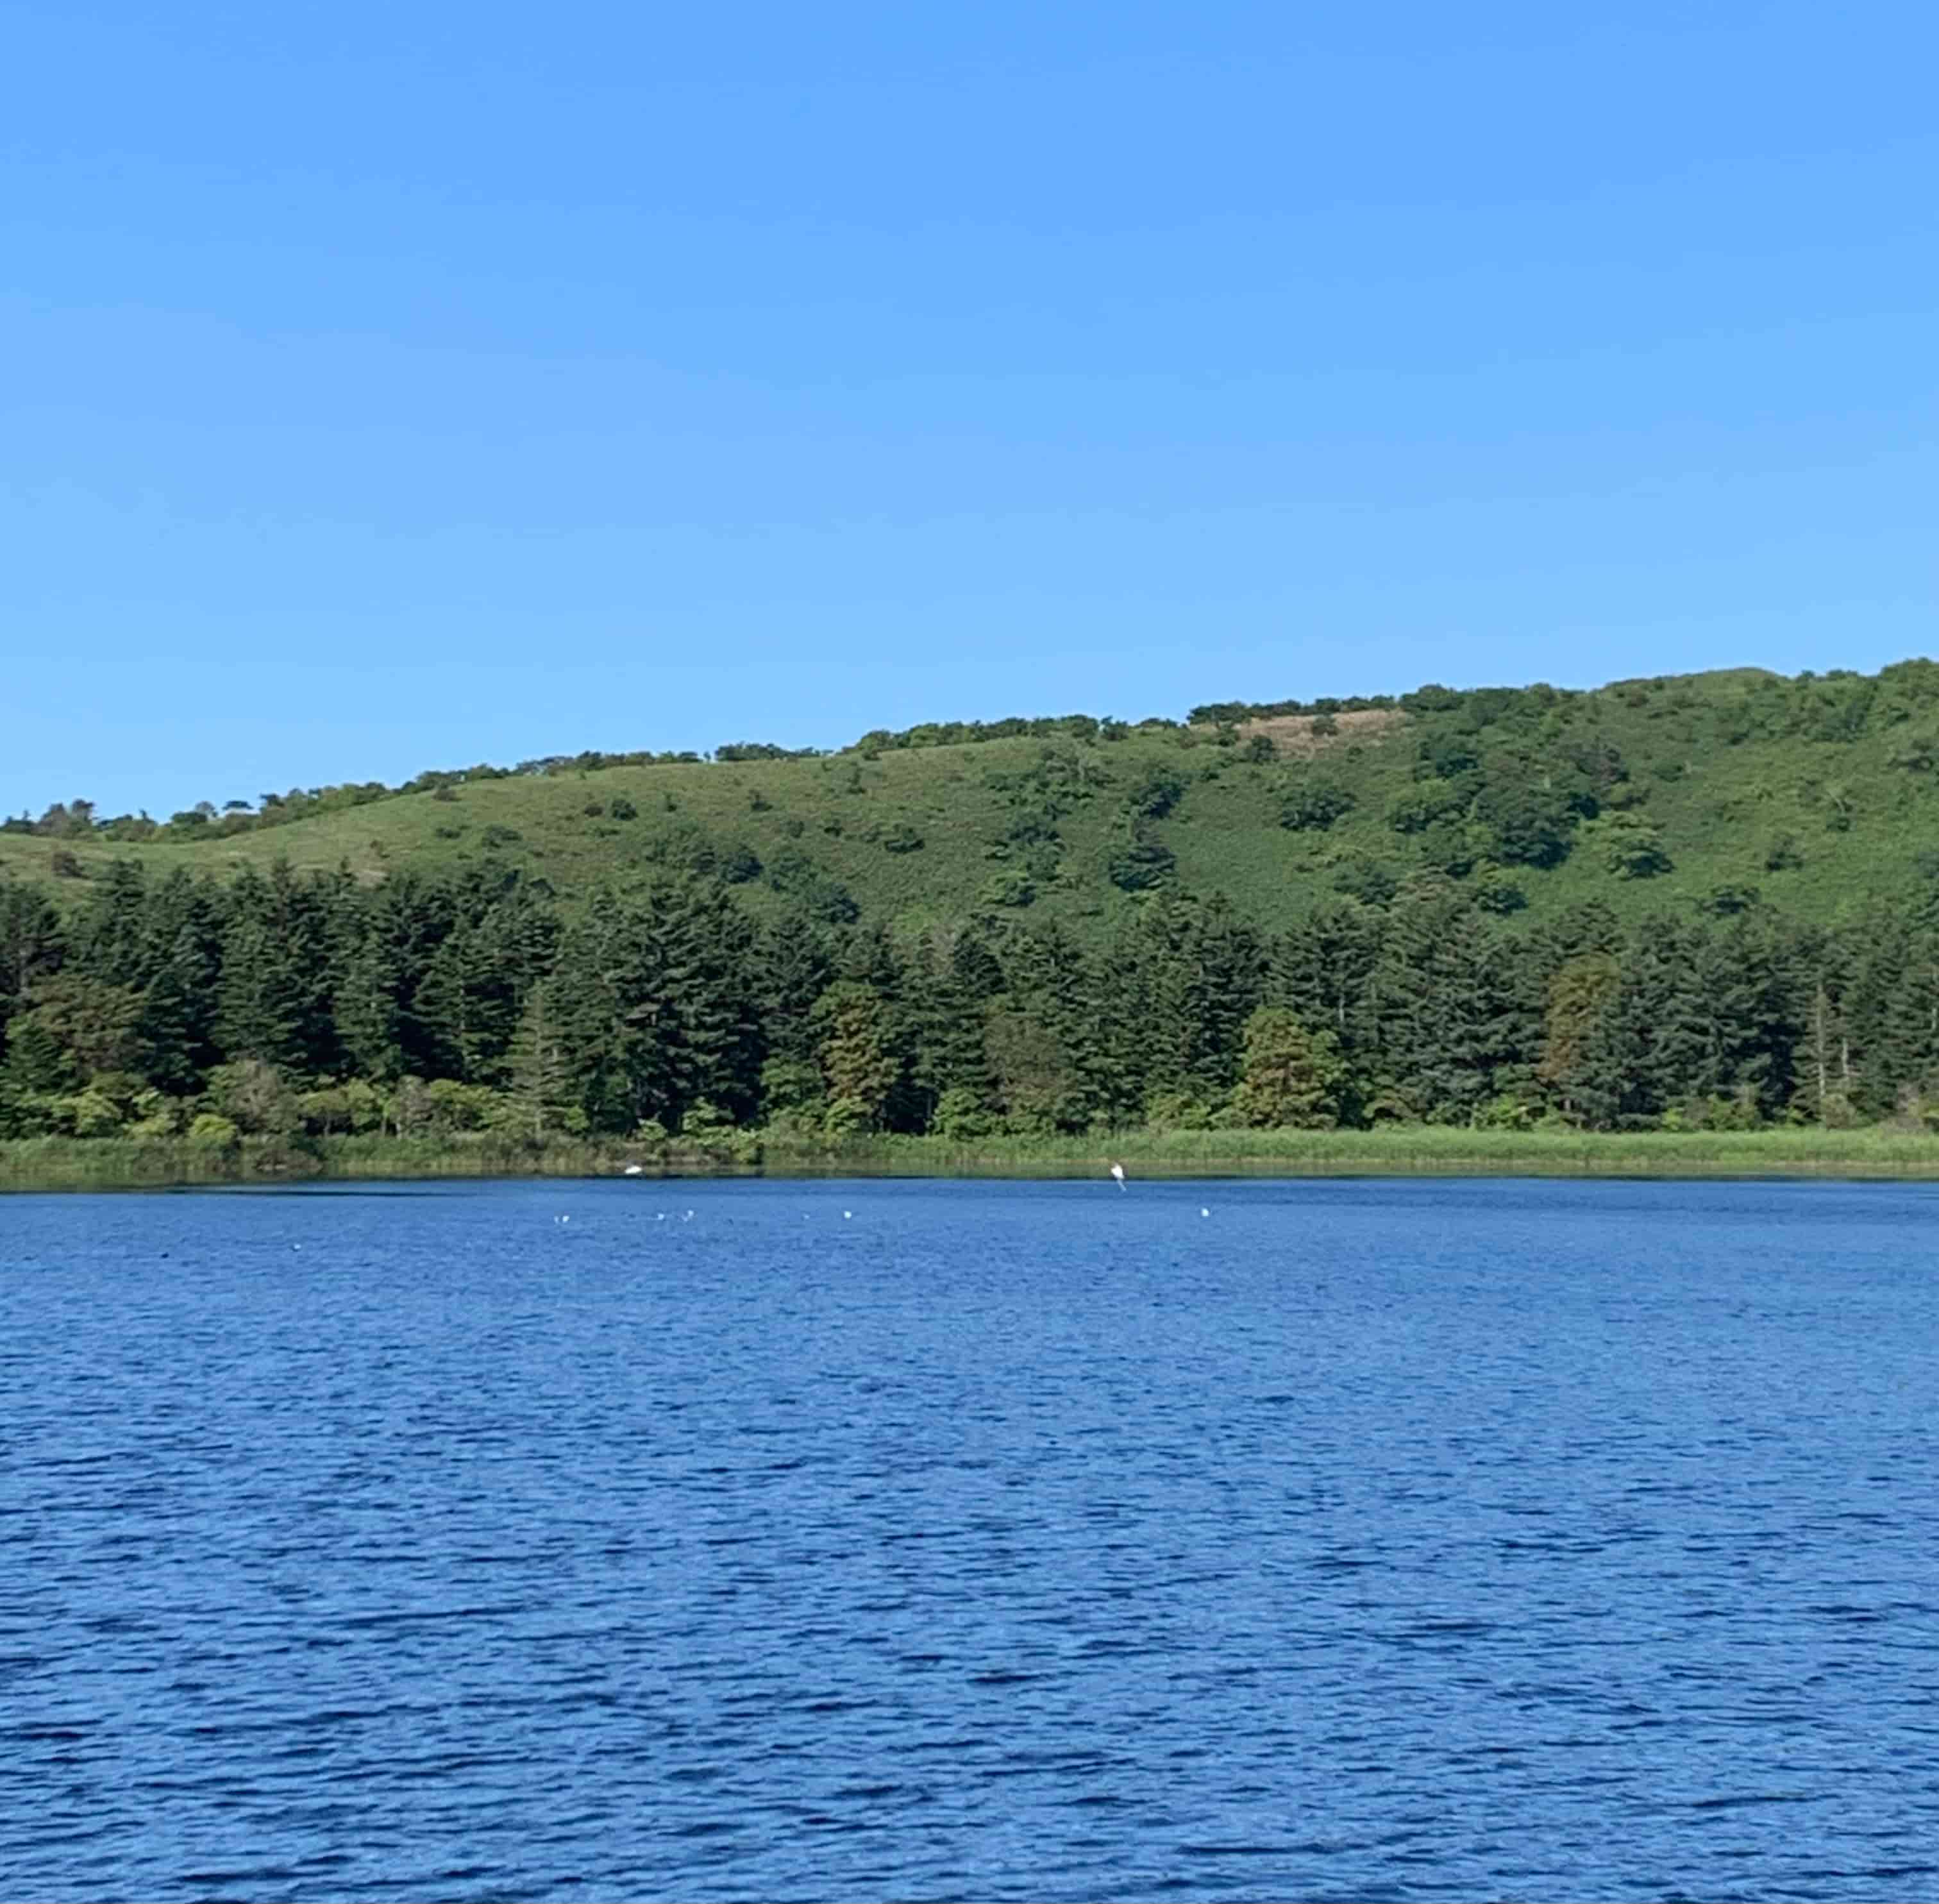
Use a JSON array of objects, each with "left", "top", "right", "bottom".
[{"left": 8, "top": 1127, "right": 1939, "bottom": 1192}]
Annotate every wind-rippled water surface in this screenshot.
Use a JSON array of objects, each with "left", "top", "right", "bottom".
[{"left": 4, "top": 1177, "right": 1938, "bottom": 1901}]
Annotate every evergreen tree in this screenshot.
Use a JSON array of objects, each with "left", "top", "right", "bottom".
[
  {"left": 1792, "top": 930, "right": 1858, "bottom": 1123},
  {"left": 0, "top": 882, "right": 65, "bottom": 1040},
  {"left": 1120, "top": 895, "right": 1264, "bottom": 1108},
  {"left": 416, "top": 879, "right": 559, "bottom": 1084},
  {"left": 137, "top": 877, "right": 224, "bottom": 1094},
  {"left": 1000, "top": 921, "right": 1123, "bottom": 1129},
  {"left": 905, "top": 927, "right": 1000, "bottom": 1131},
  {"left": 215, "top": 862, "right": 337, "bottom": 1077},
  {"left": 1269, "top": 902, "right": 1384, "bottom": 1077},
  {"left": 551, "top": 880, "right": 760, "bottom": 1134},
  {"left": 1699, "top": 915, "right": 1808, "bottom": 1117},
  {"left": 1572, "top": 916, "right": 1719, "bottom": 1127},
  {"left": 1375, "top": 882, "right": 1531, "bottom": 1119},
  {"left": 507, "top": 979, "right": 575, "bottom": 1140},
  {"left": 71, "top": 862, "right": 160, "bottom": 991},
  {"left": 335, "top": 875, "right": 455, "bottom": 1084}
]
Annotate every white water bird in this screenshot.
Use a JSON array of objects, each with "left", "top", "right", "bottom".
[
  {"left": 844, "top": 1210, "right": 853, "bottom": 1220},
  {"left": 1110, "top": 1163, "right": 1127, "bottom": 1190},
  {"left": 623, "top": 1163, "right": 642, "bottom": 1177},
  {"left": 1201, "top": 1208, "right": 1210, "bottom": 1218}
]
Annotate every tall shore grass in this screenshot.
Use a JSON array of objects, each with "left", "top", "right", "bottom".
[{"left": 6, "top": 1124, "right": 1939, "bottom": 1192}]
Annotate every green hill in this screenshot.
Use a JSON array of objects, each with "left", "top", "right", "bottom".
[
  {"left": 8, "top": 660, "right": 1939, "bottom": 937},
  {"left": 12, "top": 657, "right": 1939, "bottom": 1161}
]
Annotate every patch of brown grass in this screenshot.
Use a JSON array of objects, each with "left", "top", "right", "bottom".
[{"left": 1233, "top": 708, "right": 1406, "bottom": 757}]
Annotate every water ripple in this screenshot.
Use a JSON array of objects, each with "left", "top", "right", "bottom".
[{"left": 4, "top": 1176, "right": 1939, "bottom": 1899}]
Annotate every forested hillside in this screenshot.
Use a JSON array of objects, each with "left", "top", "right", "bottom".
[{"left": 6, "top": 661, "right": 1939, "bottom": 1145}]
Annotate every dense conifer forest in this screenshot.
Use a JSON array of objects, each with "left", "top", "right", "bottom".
[{"left": 6, "top": 661, "right": 1939, "bottom": 1152}]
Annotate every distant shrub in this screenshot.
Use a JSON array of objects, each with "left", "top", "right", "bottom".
[
  {"left": 978, "top": 870, "right": 1036, "bottom": 909},
  {"left": 1145, "top": 1090, "right": 1218, "bottom": 1131},
  {"left": 1333, "top": 858, "right": 1398, "bottom": 906},
  {"left": 482, "top": 825, "right": 524, "bottom": 848},
  {"left": 1416, "top": 820, "right": 1480, "bottom": 879},
  {"left": 1473, "top": 872, "right": 1527, "bottom": 914},
  {"left": 1107, "top": 828, "right": 1175, "bottom": 892},
  {"left": 1280, "top": 777, "right": 1356, "bottom": 832},
  {"left": 608, "top": 796, "right": 637, "bottom": 821},
  {"left": 1602, "top": 814, "right": 1672, "bottom": 879},
  {"left": 1475, "top": 782, "right": 1575, "bottom": 867},
  {"left": 652, "top": 825, "right": 718, "bottom": 877},
  {"left": 881, "top": 822, "right": 925, "bottom": 854},
  {"left": 764, "top": 844, "right": 855, "bottom": 920},
  {"left": 1386, "top": 782, "right": 1467, "bottom": 835},
  {"left": 1765, "top": 834, "right": 1805, "bottom": 872},
  {"left": 48, "top": 848, "right": 84, "bottom": 879},
  {"left": 1125, "top": 766, "right": 1187, "bottom": 820},
  {"left": 929, "top": 1086, "right": 997, "bottom": 1139},
  {"left": 1416, "top": 734, "right": 1480, "bottom": 780}
]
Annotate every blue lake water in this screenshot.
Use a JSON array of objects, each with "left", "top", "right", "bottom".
[{"left": 3, "top": 1176, "right": 1938, "bottom": 1901}]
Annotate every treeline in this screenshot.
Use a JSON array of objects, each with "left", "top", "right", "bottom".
[
  {"left": 1194, "top": 659, "right": 1939, "bottom": 747},
  {"left": 3, "top": 748, "right": 725, "bottom": 848},
  {"left": 18, "top": 662, "right": 1939, "bottom": 859},
  {"left": 5, "top": 855, "right": 1938, "bottom": 1150}
]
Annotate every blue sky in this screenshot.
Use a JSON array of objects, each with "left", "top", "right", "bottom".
[{"left": 4, "top": 1, "right": 1933, "bottom": 818}]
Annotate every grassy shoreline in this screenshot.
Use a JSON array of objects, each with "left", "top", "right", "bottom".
[{"left": 8, "top": 1125, "right": 1939, "bottom": 1192}]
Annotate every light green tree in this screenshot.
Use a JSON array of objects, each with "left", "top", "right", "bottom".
[
  {"left": 1230, "top": 1007, "right": 1347, "bottom": 1128},
  {"left": 811, "top": 981, "right": 898, "bottom": 1133}
]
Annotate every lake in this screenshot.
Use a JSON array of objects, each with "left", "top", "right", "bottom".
[{"left": 4, "top": 1177, "right": 1937, "bottom": 1901}]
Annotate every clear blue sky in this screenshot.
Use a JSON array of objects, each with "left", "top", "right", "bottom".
[{"left": 4, "top": 1, "right": 1933, "bottom": 818}]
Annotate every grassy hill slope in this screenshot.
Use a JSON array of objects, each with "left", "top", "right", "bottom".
[{"left": 8, "top": 661, "right": 1938, "bottom": 936}]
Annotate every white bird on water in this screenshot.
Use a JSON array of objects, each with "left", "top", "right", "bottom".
[
  {"left": 623, "top": 1163, "right": 642, "bottom": 1177},
  {"left": 1110, "top": 1163, "right": 1127, "bottom": 1191}
]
